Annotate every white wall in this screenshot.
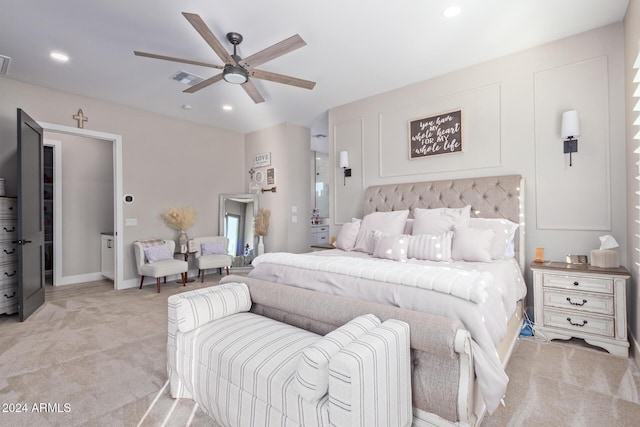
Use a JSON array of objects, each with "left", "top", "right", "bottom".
[
  {"left": 0, "top": 78, "right": 245, "bottom": 284},
  {"left": 245, "top": 123, "right": 312, "bottom": 253},
  {"left": 329, "top": 23, "right": 626, "bottom": 314}
]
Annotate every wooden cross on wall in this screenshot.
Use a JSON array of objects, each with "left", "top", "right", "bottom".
[{"left": 73, "top": 109, "right": 88, "bottom": 128}]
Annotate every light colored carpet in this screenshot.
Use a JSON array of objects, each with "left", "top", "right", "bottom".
[
  {"left": 0, "top": 278, "right": 223, "bottom": 427},
  {"left": 1, "top": 278, "right": 639, "bottom": 426}
]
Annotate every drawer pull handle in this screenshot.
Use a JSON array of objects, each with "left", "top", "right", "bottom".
[
  {"left": 8, "top": 206, "right": 14, "bottom": 211},
  {"left": 573, "top": 281, "right": 579, "bottom": 286},
  {"left": 566, "top": 297, "right": 587, "bottom": 306},
  {"left": 3, "top": 226, "right": 15, "bottom": 233},
  {"left": 4, "top": 271, "right": 16, "bottom": 277},
  {"left": 4, "top": 291, "right": 16, "bottom": 299},
  {"left": 3, "top": 248, "right": 16, "bottom": 255},
  {"left": 566, "top": 317, "right": 588, "bottom": 327}
]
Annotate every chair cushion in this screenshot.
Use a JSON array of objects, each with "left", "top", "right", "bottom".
[
  {"left": 197, "top": 253, "right": 233, "bottom": 269},
  {"left": 143, "top": 243, "right": 173, "bottom": 263},
  {"left": 140, "top": 258, "right": 187, "bottom": 278}
]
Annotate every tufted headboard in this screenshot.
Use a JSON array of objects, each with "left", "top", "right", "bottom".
[{"left": 363, "top": 175, "right": 525, "bottom": 270}]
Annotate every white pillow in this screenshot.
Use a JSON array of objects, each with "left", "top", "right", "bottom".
[
  {"left": 201, "top": 240, "right": 226, "bottom": 255},
  {"left": 176, "top": 282, "right": 252, "bottom": 332},
  {"left": 412, "top": 213, "right": 455, "bottom": 235},
  {"left": 295, "top": 314, "right": 381, "bottom": 402},
  {"left": 407, "top": 232, "right": 453, "bottom": 261},
  {"left": 403, "top": 218, "right": 414, "bottom": 235},
  {"left": 335, "top": 219, "right": 361, "bottom": 251},
  {"left": 143, "top": 243, "right": 173, "bottom": 263},
  {"left": 413, "top": 205, "right": 471, "bottom": 234},
  {"left": 372, "top": 231, "right": 409, "bottom": 262},
  {"left": 451, "top": 227, "right": 494, "bottom": 262},
  {"left": 352, "top": 210, "right": 409, "bottom": 254},
  {"left": 469, "top": 218, "right": 519, "bottom": 259}
]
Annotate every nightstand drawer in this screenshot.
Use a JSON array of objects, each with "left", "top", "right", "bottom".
[
  {"left": 543, "top": 289, "right": 613, "bottom": 316},
  {"left": 543, "top": 308, "right": 614, "bottom": 338},
  {"left": 543, "top": 273, "right": 613, "bottom": 294}
]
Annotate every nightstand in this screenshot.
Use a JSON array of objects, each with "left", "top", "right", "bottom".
[{"left": 530, "top": 261, "right": 630, "bottom": 357}]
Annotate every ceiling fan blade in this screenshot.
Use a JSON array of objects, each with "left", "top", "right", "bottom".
[
  {"left": 250, "top": 69, "right": 316, "bottom": 90},
  {"left": 241, "top": 80, "right": 265, "bottom": 104},
  {"left": 240, "top": 34, "right": 306, "bottom": 69},
  {"left": 134, "top": 51, "right": 224, "bottom": 69},
  {"left": 183, "top": 73, "right": 224, "bottom": 93},
  {"left": 182, "top": 12, "right": 234, "bottom": 65}
]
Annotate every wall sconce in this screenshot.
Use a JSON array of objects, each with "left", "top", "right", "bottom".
[
  {"left": 561, "top": 110, "right": 580, "bottom": 167},
  {"left": 339, "top": 150, "right": 351, "bottom": 185}
]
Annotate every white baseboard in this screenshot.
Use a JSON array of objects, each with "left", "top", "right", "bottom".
[{"left": 55, "top": 272, "right": 106, "bottom": 286}]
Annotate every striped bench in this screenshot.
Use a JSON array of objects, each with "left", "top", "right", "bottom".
[{"left": 167, "top": 282, "right": 412, "bottom": 427}]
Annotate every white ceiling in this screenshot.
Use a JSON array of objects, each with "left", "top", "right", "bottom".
[{"left": 0, "top": 0, "right": 629, "bottom": 135}]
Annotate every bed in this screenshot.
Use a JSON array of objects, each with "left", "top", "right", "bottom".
[{"left": 246, "top": 174, "right": 527, "bottom": 426}]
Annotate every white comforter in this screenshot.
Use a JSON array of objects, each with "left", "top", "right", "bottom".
[{"left": 249, "top": 249, "right": 527, "bottom": 413}]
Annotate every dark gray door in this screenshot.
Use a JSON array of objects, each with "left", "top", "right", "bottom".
[{"left": 17, "top": 109, "right": 44, "bottom": 321}]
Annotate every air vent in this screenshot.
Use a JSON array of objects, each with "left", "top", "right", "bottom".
[
  {"left": 170, "top": 70, "right": 203, "bottom": 86},
  {"left": 0, "top": 55, "right": 11, "bottom": 75}
]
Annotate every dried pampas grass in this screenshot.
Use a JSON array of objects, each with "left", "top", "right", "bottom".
[
  {"left": 254, "top": 208, "right": 271, "bottom": 236},
  {"left": 161, "top": 206, "right": 197, "bottom": 230}
]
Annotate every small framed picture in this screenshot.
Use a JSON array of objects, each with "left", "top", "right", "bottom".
[
  {"left": 266, "top": 167, "right": 276, "bottom": 186},
  {"left": 188, "top": 239, "right": 196, "bottom": 253}
]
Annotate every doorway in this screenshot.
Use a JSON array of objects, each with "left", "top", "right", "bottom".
[{"left": 38, "top": 122, "right": 123, "bottom": 290}]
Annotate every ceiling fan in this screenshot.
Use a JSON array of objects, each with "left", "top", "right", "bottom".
[{"left": 134, "top": 12, "right": 316, "bottom": 104}]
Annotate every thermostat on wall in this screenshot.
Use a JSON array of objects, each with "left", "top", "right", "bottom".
[{"left": 123, "top": 194, "right": 134, "bottom": 204}]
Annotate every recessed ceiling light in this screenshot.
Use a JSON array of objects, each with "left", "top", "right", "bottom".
[
  {"left": 222, "top": 105, "right": 233, "bottom": 111},
  {"left": 49, "top": 51, "right": 69, "bottom": 62},
  {"left": 442, "top": 6, "right": 462, "bottom": 18},
  {"left": 182, "top": 104, "right": 192, "bottom": 110}
]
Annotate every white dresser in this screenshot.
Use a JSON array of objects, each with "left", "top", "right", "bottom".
[
  {"left": 531, "top": 261, "right": 629, "bottom": 357},
  {"left": 310, "top": 224, "right": 329, "bottom": 245},
  {"left": 0, "top": 197, "right": 18, "bottom": 315}
]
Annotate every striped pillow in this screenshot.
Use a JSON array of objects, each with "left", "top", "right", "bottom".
[
  {"left": 407, "top": 231, "right": 453, "bottom": 261},
  {"left": 295, "top": 314, "right": 381, "bottom": 402},
  {"left": 176, "top": 282, "right": 251, "bottom": 332}
]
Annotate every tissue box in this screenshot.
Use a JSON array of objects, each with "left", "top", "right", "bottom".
[{"left": 590, "top": 249, "right": 619, "bottom": 268}]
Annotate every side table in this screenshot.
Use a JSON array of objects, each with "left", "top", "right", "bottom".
[
  {"left": 175, "top": 251, "right": 197, "bottom": 283},
  {"left": 530, "top": 261, "right": 629, "bottom": 357}
]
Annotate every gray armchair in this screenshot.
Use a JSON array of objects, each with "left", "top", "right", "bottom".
[
  {"left": 192, "top": 236, "right": 233, "bottom": 282},
  {"left": 133, "top": 239, "right": 188, "bottom": 293}
]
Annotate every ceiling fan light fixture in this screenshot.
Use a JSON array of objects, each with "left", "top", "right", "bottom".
[{"left": 223, "top": 64, "right": 248, "bottom": 84}]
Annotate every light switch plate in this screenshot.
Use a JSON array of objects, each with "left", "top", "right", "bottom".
[{"left": 125, "top": 218, "right": 137, "bottom": 226}]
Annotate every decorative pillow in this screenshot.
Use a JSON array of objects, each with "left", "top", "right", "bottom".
[
  {"left": 451, "top": 227, "right": 494, "bottom": 262},
  {"left": 176, "top": 282, "right": 251, "bottom": 333},
  {"left": 335, "top": 219, "right": 361, "bottom": 251},
  {"left": 413, "top": 205, "right": 471, "bottom": 234},
  {"left": 469, "top": 218, "right": 519, "bottom": 259},
  {"left": 352, "top": 210, "right": 410, "bottom": 254},
  {"left": 412, "top": 212, "right": 456, "bottom": 235},
  {"left": 295, "top": 314, "right": 381, "bottom": 402},
  {"left": 403, "top": 218, "right": 414, "bottom": 235},
  {"left": 372, "top": 231, "right": 408, "bottom": 262},
  {"left": 143, "top": 243, "right": 173, "bottom": 263},
  {"left": 201, "top": 240, "right": 226, "bottom": 255},
  {"left": 407, "top": 232, "right": 453, "bottom": 261}
]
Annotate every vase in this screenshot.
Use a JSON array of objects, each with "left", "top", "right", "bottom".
[
  {"left": 257, "top": 235, "right": 265, "bottom": 255},
  {"left": 178, "top": 229, "right": 188, "bottom": 252}
]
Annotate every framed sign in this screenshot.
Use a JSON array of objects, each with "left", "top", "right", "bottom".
[
  {"left": 409, "top": 109, "right": 463, "bottom": 159},
  {"left": 253, "top": 152, "right": 271, "bottom": 167},
  {"left": 266, "top": 167, "right": 276, "bottom": 186}
]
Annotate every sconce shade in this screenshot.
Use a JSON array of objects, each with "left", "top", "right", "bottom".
[
  {"left": 561, "top": 110, "right": 580, "bottom": 138},
  {"left": 339, "top": 151, "right": 350, "bottom": 168}
]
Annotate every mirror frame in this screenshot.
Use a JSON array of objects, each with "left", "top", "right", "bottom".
[{"left": 219, "top": 193, "right": 259, "bottom": 255}]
